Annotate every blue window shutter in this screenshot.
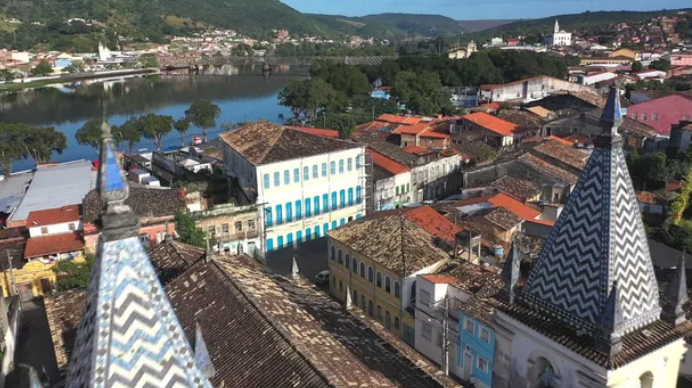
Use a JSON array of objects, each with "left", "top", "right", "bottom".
[
  {"left": 297, "top": 230, "right": 303, "bottom": 242},
  {"left": 348, "top": 188, "right": 354, "bottom": 206},
  {"left": 296, "top": 201, "right": 302, "bottom": 219},
  {"left": 356, "top": 214, "right": 362, "bottom": 219},
  {"left": 330, "top": 161, "right": 335, "bottom": 175},
  {"left": 274, "top": 172, "right": 280, "bottom": 187},
  {"left": 323, "top": 194, "right": 329, "bottom": 212},
  {"left": 286, "top": 203, "right": 293, "bottom": 222},
  {"left": 340, "top": 190, "right": 345, "bottom": 207},
  {"left": 276, "top": 205, "right": 283, "bottom": 224},
  {"left": 313, "top": 165, "right": 318, "bottom": 179},
  {"left": 322, "top": 163, "right": 327, "bottom": 177},
  {"left": 340, "top": 219, "right": 346, "bottom": 226},
  {"left": 277, "top": 236, "right": 284, "bottom": 248},
  {"left": 287, "top": 233, "right": 293, "bottom": 244},
  {"left": 284, "top": 170, "right": 290, "bottom": 185},
  {"left": 339, "top": 160, "right": 344, "bottom": 173},
  {"left": 294, "top": 168, "right": 300, "bottom": 183},
  {"left": 347, "top": 158, "right": 353, "bottom": 171},
  {"left": 303, "top": 166, "right": 309, "bottom": 181},
  {"left": 263, "top": 174, "right": 270, "bottom": 189},
  {"left": 305, "top": 198, "right": 311, "bottom": 216},
  {"left": 356, "top": 186, "right": 362, "bottom": 202},
  {"left": 306, "top": 228, "right": 312, "bottom": 241},
  {"left": 266, "top": 206, "right": 273, "bottom": 226},
  {"left": 314, "top": 196, "right": 320, "bottom": 214},
  {"left": 332, "top": 192, "right": 337, "bottom": 210},
  {"left": 323, "top": 223, "right": 329, "bottom": 233},
  {"left": 356, "top": 155, "right": 361, "bottom": 168},
  {"left": 332, "top": 221, "right": 337, "bottom": 229},
  {"left": 267, "top": 238, "right": 274, "bottom": 252},
  {"left": 315, "top": 225, "right": 321, "bottom": 238}
]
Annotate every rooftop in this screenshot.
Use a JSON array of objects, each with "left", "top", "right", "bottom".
[
  {"left": 328, "top": 212, "right": 450, "bottom": 275},
  {"left": 531, "top": 140, "right": 589, "bottom": 170},
  {"left": 524, "top": 106, "right": 552, "bottom": 118},
  {"left": 287, "top": 126, "right": 340, "bottom": 138},
  {"left": 369, "top": 148, "right": 410, "bottom": 176},
  {"left": 476, "top": 206, "right": 523, "bottom": 231},
  {"left": 377, "top": 114, "right": 425, "bottom": 125},
  {"left": 402, "top": 145, "right": 434, "bottom": 156},
  {"left": 26, "top": 205, "right": 80, "bottom": 227},
  {"left": 0, "top": 171, "right": 33, "bottom": 216},
  {"left": 463, "top": 112, "right": 521, "bottom": 136},
  {"left": 83, "top": 186, "right": 184, "bottom": 225},
  {"left": 491, "top": 176, "right": 542, "bottom": 202},
  {"left": 480, "top": 75, "right": 564, "bottom": 91},
  {"left": 44, "top": 289, "right": 88, "bottom": 377},
  {"left": 9, "top": 161, "right": 95, "bottom": 222},
  {"left": 403, "top": 205, "right": 462, "bottom": 246},
  {"left": 586, "top": 108, "right": 658, "bottom": 139},
  {"left": 496, "top": 109, "right": 544, "bottom": 129},
  {"left": 356, "top": 132, "right": 418, "bottom": 167},
  {"left": 148, "top": 239, "right": 205, "bottom": 285},
  {"left": 517, "top": 153, "right": 579, "bottom": 186},
  {"left": 219, "top": 122, "right": 360, "bottom": 166},
  {"left": 24, "top": 232, "right": 84, "bottom": 259}
]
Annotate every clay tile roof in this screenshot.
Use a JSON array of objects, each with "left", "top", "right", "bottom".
[
  {"left": 148, "top": 239, "right": 205, "bottom": 285},
  {"left": 532, "top": 140, "right": 589, "bottom": 170},
  {"left": 219, "top": 122, "right": 360, "bottom": 166},
  {"left": 637, "top": 191, "right": 666, "bottom": 205},
  {"left": 463, "top": 112, "right": 521, "bottom": 136},
  {"left": 482, "top": 207, "right": 523, "bottom": 230},
  {"left": 24, "top": 232, "right": 84, "bottom": 258},
  {"left": 83, "top": 186, "right": 184, "bottom": 225},
  {"left": 45, "top": 289, "right": 88, "bottom": 378},
  {"left": 496, "top": 110, "right": 544, "bottom": 129},
  {"left": 376, "top": 114, "right": 423, "bottom": 125},
  {"left": 525, "top": 106, "right": 552, "bottom": 118},
  {"left": 421, "top": 274, "right": 456, "bottom": 284},
  {"left": 356, "top": 132, "right": 418, "bottom": 167},
  {"left": 26, "top": 205, "right": 81, "bottom": 227},
  {"left": 356, "top": 121, "right": 389, "bottom": 132},
  {"left": 491, "top": 176, "right": 542, "bottom": 202},
  {"left": 404, "top": 205, "right": 462, "bottom": 246},
  {"left": 286, "top": 126, "right": 340, "bottom": 138},
  {"left": 518, "top": 153, "right": 579, "bottom": 186},
  {"left": 401, "top": 145, "right": 433, "bottom": 156},
  {"left": 393, "top": 123, "right": 430, "bottom": 135},
  {"left": 547, "top": 135, "right": 574, "bottom": 146},
  {"left": 328, "top": 213, "right": 450, "bottom": 275},
  {"left": 488, "top": 193, "right": 542, "bottom": 221},
  {"left": 369, "top": 148, "right": 410, "bottom": 175}
]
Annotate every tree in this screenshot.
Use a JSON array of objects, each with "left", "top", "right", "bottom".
[
  {"left": 642, "top": 152, "right": 669, "bottom": 189},
  {"left": 391, "top": 70, "right": 452, "bottom": 116},
  {"left": 139, "top": 113, "right": 174, "bottom": 150},
  {"left": 75, "top": 118, "right": 105, "bottom": 150},
  {"left": 174, "top": 212, "right": 215, "bottom": 248},
  {"left": 31, "top": 60, "right": 54, "bottom": 76},
  {"left": 650, "top": 59, "right": 671, "bottom": 71},
  {"left": 0, "top": 69, "right": 14, "bottom": 81},
  {"left": 63, "top": 64, "right": 80, "bottom": 74},
  {"left": 631, "top": 61, "right": 644, "bottom": 72},
  {"left": 112, "top": 118, "right": 142, "bottom": 154},
  {"left": 278, "top": 78, "right": 345, "bottom": 121},
  {"left": 53, "top": 255, "right": 95, "bottom": 291},
  {"left": 22, "top": 126, "right": 67, "bottom": 164},
  {"left": 0, "top": 124, "right": 24, "bottom": 176},
  {"left": 174, "top": 118, "right": 191, "bottom": 146},
  {"left": 231, "top": 43, "right": 253, "bottom": 57},
  {"left": 140, "top": 54, "right": 159, "bottom": 68},
  {"left": 184, "top": 100, "right": 221, "bottom": 140}
]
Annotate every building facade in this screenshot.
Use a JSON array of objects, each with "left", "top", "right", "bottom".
[
  {"left": 627, "top": 93, "right": 692, "bottom": 135},
  {"left": 548, "top": 20, "right": 572, "bottom": 46},
  {"left": 193, "top": 203, "right": 261, "bottom": 255},
  {"left": 221, "top": 122, "right": 366, "bottom": 253},
  {"left": 480, "top": 76, "right": 593, "bottom": 104}
]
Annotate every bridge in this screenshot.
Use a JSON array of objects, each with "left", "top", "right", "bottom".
[{"left": 159, "top": 56, "right": 398, "bottom": 68}]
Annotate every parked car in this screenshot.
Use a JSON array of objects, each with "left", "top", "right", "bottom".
[{"left": 314, "top": 270, "right": 330, "bottom": 285}]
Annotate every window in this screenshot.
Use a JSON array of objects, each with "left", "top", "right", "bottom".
[
  {"left": 286, "top": 203, "right": 293, "bottom": 222},
  {"left": 385, "top": 277, "right": 391, "bottom": 293},
  {"left": 347, "top": 158, "right": 353, "bottom": 171},
  {"left": 207, "top": 226, "right": 216, "bottom": 237},
  {"left": 361, "top": 296, "right": 366, "bottom": 310},
  {"left": 68, "top": 223, "right": 76, "bottom": 231},
  {"left": 340, "top": 218, "right": 346, "bottom": 226},
  {"left": 315, "top": 225, "right": 321, "bottom": 238},
  {"left": 276, "top": 204, "right": 283, "bottom": 224},
  {"left": 41, "top": 227, "right": 48, "bottom": 235},
  {"left": 332, "top": 221, "right": 337, "bottom": 230},
  {"left": 477, "top": 357, "right": 489, "bottom": 373},
  {"left": 420, "top": 290, "right": 430, "bottom": 306},
  {"left": 331, "top": 192, "right": 337, "bottom": 210},
  {"left": 395, "top": 317, "right": 400, "bottom": 332},
  {"left": 234, "top": 221, "right": 242, "bottom": 232},
  {"left": 352, "top": 258, "right": 358, "bottom": 272},
  {"left": 394, "top": 282, "right": 400, "bottom": 298},
  {"left": 323, "top": 223, "right": 329, "bottom": 234},
  {"left": 345, "top": 254, "right": 350, "bottom": 268},
  {"left": 263, "top": 174, "right": 270, "bottom": 189},
  {"left": 305, "top": 198, "right": 311, "bottom": 217},
  {"left": 306, "top": 228, "right": 312, "bottom": 241},
  {"left": 322, "top": 194, "right": 329, "bottom": 213},
  {"left": 284, "top": 170, "right": 290, "bottom": 185},
  {"left": 406, "top": 183, "right": 410, "bottom": 193},
  {"left": 377, "top": 305, "right": 382, "bottom": 321},
  {"left": 368, "top": 301, "right": 374, "bottom": 317},
  {"left": 332, "top": 275, "right": 336, "bottom": 289},
  {"left": 632, "top": 113, "right": 638, "bottom": 120},
  {"left": 248, "top": 220, "right": 256, "bottom": 230},
  {"left": 294, "top": 168, "right": 300, "bottom": 183},
  {"left": 479, "top": 327, "right": 491, "bottom": 343},
  {"left": 330, "top": 161, "right": 336, "bottom": 175},
  {"left": 277, "top": 236, "right": 284, "bottom": 248},
  {"left": 339, "top": 280, "right": 343, "bottom": 292},
  {"left": 356, "top": 186, "right": 362, "bottom": 203},
  {"left": 331, "top": 246, "right": 335, "bottom": 260},
  {"left": 322, "top": 163, "right": 327, "bottom": 177},
  {"left": 312, "top": 165, "right": 318, "bottom": 179},
  {"left": 356, "top": 155, "right": 361, "bottom": 168},
  {"left": 376, "top": 272, "right": 383, "bottom": 288},
  {"left": 360, "top": 262, "right": 365, "bottom": 277},
  {"left": 266, "top": 206, "right": 273, "bottom": 226},
  {"left": 464, "top": 318, "right": 474, "bottom": 333},
  {"left": 222, "top": 223, "right": 230, "bottom": 234},
  {"left": 287, "top": 233, "right": 293, "bottom": 246},
  {"left": 422, "top": 322, "right": 432, "bottom": 340},
  {"left": 339, "top": 190, "right": 346, "bottom": 208},
  {"left": 652, "top": 113, "right": 658, "bottom": 122},
  {"left": 296, "top": 230, "right": 303, "bottom": 242},
  {"left": 274, "top": 172, "right": 280, "bottom": 187},
  {"left": 396, "top": 186, "right": 400, "bottom": 196},
  {"left": 348, "top": 188, "right": 354, "bottom": 206},
  {"left": 368, "top": 267, "right": 374, "bottom": 283},
  {"left": 641, "top": 113, "right": 647, "bottom": 121},
  {"left": 266, "top": 238, "right": 274, "bottom": 251},
  {"left": 303, "top": 166, "right": 309, "bottom": 181},
  {"left": 339, "top": 160, "right": 344, "bottom": 173},
  {"left": 295, "top": 201, "right": 302, "bottom": 219},
  {"left": 314, "top": 196, "right": 320, "bottom": 215}
]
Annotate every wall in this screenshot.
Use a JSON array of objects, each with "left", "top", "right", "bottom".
[
  {"left": 669, "top": 55, "right": 692, "bottom": 66},
  {"left": 0, "top": 297, "right": 21, "bottom": 388},
  {"left": 628, "top": 95, "right": 692, "bottom": 135},
  {"left": 482, "top": 77, "right": 593, "bottom": 103},
  {"left": 0, "top": 256, "right": 85, "bottom": 297},
  {"left": 375, "top": 172, "right": 413, "bottom": 210},
  {"left": 193, "top": 205, "right": 260, "bottom": 255},
  {"left": 28, "top": 220, "right": 82, "bottom": 238},
  {"left": 668, "top": 125, "right": 692, "bottom": 154},
  {"left": 222, "top": 142, "right": 258, "bottom": 204},
  {"left": 411, "top": 155, "right": 463, "bottom": 203},
  {"left": 458, "top": 313, "right": 495, "bottom": 388}
]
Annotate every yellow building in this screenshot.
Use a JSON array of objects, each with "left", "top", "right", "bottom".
[
  {"left": 609, "top": 48, "right": 640, "bottom": 60},
  {"left": 580, "top": 56, "right": 633, "bottom": 66},
  {"left": 327, "top": 213, "right": 450, "bottom": 346},
  {"left": 1, "top": 256, "right": 86, "bottom": 298}
]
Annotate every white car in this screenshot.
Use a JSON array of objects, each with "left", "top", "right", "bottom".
[{"left": 314, "top": 270, "right": 330, "bottom": 285}]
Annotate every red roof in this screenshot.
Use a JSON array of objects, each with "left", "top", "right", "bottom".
[
  {"left": 420, "top": 131, "right": 450, "bottom": 139},
  {"left": 287, "top": 126, "right": 339, "bottom": 138},
  {"left": 463, "top": 112, "right": 521, "bottom": 136},
  {"left": 405, "top": 205, "right": 462, "bottom": 245},
  {"left": 393, "top": 123, "right": 430, "bottom": 135},
  {"left": 27, "top": 205, "right": 80, "bottom": 227},
  {"left": 377, "top": 114, "right": 423, "bottom": 125},
  {"left": 402, "top": 146, "right": 432, "bottom": 156},
  {"left": 421, "top": 274, "right": 456, "bottom": 284},
  {"left": 24, "top": 232, "right": 85, "bottom": 258},
  {"left": 547, "top": 136, "right": 574, "bottom": 146},
  {"left": 369, "top": 148, "right": 410, "bottom": 175},
  {"left": 453, "top": 193, "right": 554, "bottom": 226},
  {"left": 356, "top": 121, "right": 389, "bottom": 132}
]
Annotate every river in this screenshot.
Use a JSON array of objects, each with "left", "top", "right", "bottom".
[{"left": 0, "top": 65, "right": 305, "bottom": 172}]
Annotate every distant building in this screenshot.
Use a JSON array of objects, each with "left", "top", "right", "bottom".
[
  {"left": 547, "top": 19, "right": 572, "bottom": 46},
  {"left": 448, "top": 40, "right": 477, "bottom": 59},
  {"left": 667, "top": 120, "right": 692, "bottom": 154},
  {"left": 627, "top": 93, "right": 692, "bottom": 135},
  {"left": 98, "top": 41, "right": 111, "bottom": 61},
  {"left": 480, "top": 75, "right": 594, "bottom": 104}
]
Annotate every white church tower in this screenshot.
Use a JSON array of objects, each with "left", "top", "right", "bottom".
[
  {"left": 549, "top": 19, "right": 572, "bottom": 46},
  {"left": 492, "top": 86, "right": 692, "bottom": 388}
]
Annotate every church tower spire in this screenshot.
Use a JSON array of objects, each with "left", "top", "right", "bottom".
[
  {"left": 66, "top": 121, "right": 213, "bottom": 388},
  {"left": 554, "top": 19, "right": 560, "bottom": 34}
]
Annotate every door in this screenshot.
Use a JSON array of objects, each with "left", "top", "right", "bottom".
[{"left": 463, "top": 349, "right": 473, "bottom": 380}]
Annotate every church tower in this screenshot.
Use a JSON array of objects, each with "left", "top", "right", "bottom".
[
  {"left": 66, "top": 123, "right": 213, "bottom": 388},
  {"left": 554, "top": 19, "right": 560, "bottom": 34},
  {"left": 492, "top": 86, "right": 692, "bottom": 388}
]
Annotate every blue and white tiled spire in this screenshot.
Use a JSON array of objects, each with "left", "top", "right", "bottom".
[
  {"left": 521, "top": 86, "right": 661, "bottom": 355},
  {"left": 66, "top": 122, "right": 213, "bottom": 388}
]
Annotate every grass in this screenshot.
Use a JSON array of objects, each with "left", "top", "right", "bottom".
[{"left": 0, "top": 79, "right": 59, "bottom": 91}]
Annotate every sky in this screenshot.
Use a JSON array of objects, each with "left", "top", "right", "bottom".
[{"left": 281, "top": 0, "right": 689, "bottom": 20}]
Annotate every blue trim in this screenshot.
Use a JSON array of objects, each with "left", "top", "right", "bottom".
[
  {"left": 293, "top": 168, "right": 300, "bottom": 183},
  {"left": 296, "top": 231, "right": 303, "bottom": 242},
  {"left": 458, "top": 313, "right": 495, "bottom": 387},
  {"left": 263, "top": 174, "right": 270, "bottom": 189},
  {"left": 277, "top": 236, "right": 284, "bottom": 248},
  {"left": 306, "top": 228, "right": 312, "bottom": 241},
  {"left": 283, "top": 170, "right": 290, "bottom": 185},
  {"left": 267, "top": 238, "right": 274, "bottom": 252}
]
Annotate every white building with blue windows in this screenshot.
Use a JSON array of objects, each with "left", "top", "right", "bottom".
[{"left": 220, "top": 122, "right": 366, "bottom": 253}]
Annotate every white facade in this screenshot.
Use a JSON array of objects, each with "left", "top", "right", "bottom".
[
  {"left": 29, "top": 220, "right": 82, "bottom": 238},
  {"left": 375, "top": 171, "right": 412, "bottom": 210},
  {"left": 549, "top": 20, "right": 572, "bottom": 47},
  {"left": 581, "top": 72, "right": 619, "bottom": 86},
  {"left": 411, "top": 156, "right": 463, "bottom": 203},
  {"left": 98, "top": 41, "right": 111, "bottom": 61}
]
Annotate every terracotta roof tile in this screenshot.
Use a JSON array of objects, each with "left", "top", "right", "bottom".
[
  {"left": 518, "top": 153, "right": 579, "bottom": 186},
  {"left": 487, "top": 193, "right": 543, "bottom": 222},
  {"left": 286, "top": 126, "right": 340, "bottom": 138},
  {"left": 148, "top": 239, "right": 205, "bottom": 285},
  {"left": 369, "top": 148, "right": 410, "bottom": 175},
  {"left": 421, "top": 274, "right": 457, "bottom": 284},
  {"left": 83, "top": 186, "right": 184, "bottom": 225},
  {"left": 24, "top": 232, "right": 84, "bottom": 258},
  {"left": 402, "top": 145, "right": 432, "bottom": 155},
  {"left": 547, "top": 135, "right": 573, "bottom": 146},
  {"left": 405, "top": 205, "right": 462, "bottom": 245},
  {"left": 45, "top": 289, "right": 87, "bottom": 378},
  {"left": 377, "top": 114, "right": 423, "bottom": 125},
  {"left": 26, "top": 205, "right": 80, "bottom": 227},
  {"left": 393, "top": 123, "right": 430, "bottom": 135},
  {"left": 491, "top": 176, "right": 542, "bottom": 202},
  {"left": 637, "top": 191, "right": 667, "bottom": 205},
  {"left": 463, "top": 112, "right": 521, "bottom": 136},
  {"left": 532, "top": 140, "right": 589, "bottom": 170}
]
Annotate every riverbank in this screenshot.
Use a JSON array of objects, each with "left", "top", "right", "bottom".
[{"left": 0, "top": 68, "right": 160, "bottom": 92}]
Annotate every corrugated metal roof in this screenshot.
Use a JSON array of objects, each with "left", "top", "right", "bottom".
[{"left": 0, "top": 171, "right": 34, "bottom": 215}]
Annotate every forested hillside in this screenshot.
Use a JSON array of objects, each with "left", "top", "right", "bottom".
[{"left": 310, "top": 13, "right": 467, "bottom": 40}]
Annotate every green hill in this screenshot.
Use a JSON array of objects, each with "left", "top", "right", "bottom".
[{"left": 309, "top": 13, "right": 467, "bottom": 39}]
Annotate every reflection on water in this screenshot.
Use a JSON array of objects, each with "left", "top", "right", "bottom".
[{"left": 1, "top": 65, "right": 306, "bottom": 171}]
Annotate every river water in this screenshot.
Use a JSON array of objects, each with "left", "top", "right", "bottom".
[{"left": 0, "top": 65, "right": 304, "bottom": 171}]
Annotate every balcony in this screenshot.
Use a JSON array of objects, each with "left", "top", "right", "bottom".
[{"left": 218, "top": 230, "right": 259, "bottom": 243}]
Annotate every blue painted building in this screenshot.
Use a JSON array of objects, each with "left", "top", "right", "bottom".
[
  {"left": 371, "top": 89, "right": 391, "bottom": 100},
  {"left": 457, "top": 311, "right": 495, "bottom": 388}
]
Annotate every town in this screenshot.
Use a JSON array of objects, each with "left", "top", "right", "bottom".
[{"left": 1, "top": 5, "right": 692, "bottom": 388}]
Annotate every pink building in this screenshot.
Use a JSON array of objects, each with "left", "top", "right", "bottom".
[
  {"left": 627, "top": 93, "right": 692, "bottom": 135},
  {"left": 669, "top": 53, "right": 692, "bottom": 66}
]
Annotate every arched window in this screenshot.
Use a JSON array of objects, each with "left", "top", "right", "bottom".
[
  {"left": 331, "top": 246, "right": 335, "bottom": 260},
  {"left": 368, "top": 267, "right": 374, "bottom": 283},
  {"left": 394, "top": 317, "right": 400, "bottom": 332},
  {"left": 338, "top": 250, "right": 343, "bottom": 264},
  {"left": 361, "top": 296, "right": 366, "bottom": 310},
  {"left": 360, "top": 262, "right": 365, "bottom": 277},
  {"left": 353, "top": 290, "right": 358, "bottom": 306},
  {"left": 376, "top": 271, "right": 383, "bottom": 288},
  {"left": 639, "top": 372, "right": 654, "bottom": 388},
  {"left": 345, "top": 254, "right": 350, "bottom": 268},
  {"left": 368, "top": 300, "right": 374, "bottom": 317},
  {"left": 534, "top": 357, "right": 556, "bottom": 388},
  {"left": 385, "top": 277, "right": 391, "bottom": 293},
  {"left": 377, "top": 305, "right": 382, "bottom": 321},
  {"left": 394, "top": 281, "right": 400, "bottom": 298},
  {"left": 385, "top": 311, "right": 391, "bottom": 330},
  {"left": 352, "top": 258, "right": 358, "bottom": 273}
]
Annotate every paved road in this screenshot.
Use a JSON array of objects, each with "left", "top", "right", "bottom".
[{"left": 5, "top": 299, "right": 60, "bottom": 387}]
